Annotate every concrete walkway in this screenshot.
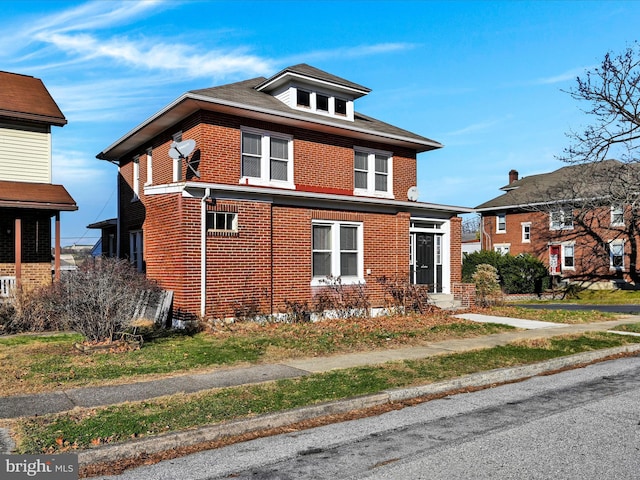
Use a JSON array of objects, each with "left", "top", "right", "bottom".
[{"left": 0, "top": 315, "right": 636, "bottom": 421}]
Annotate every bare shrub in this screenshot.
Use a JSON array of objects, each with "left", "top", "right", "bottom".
[
  {"left": 282, "top": 299, "right": 313, "bottom": 323},
  {"left": 376, "top": 275, "right": 435, "bottom": 314},
  {"left": 52, "top": 257, "right": 159, "bottom": 343},
  {"left": 0, "top": 286, "right": 62, "bottom": 335},
  {"left": 313, "top": 276, "right": 370, "bottom": 319},
  {"left": 472, "top": 264, "right": 503, "bottom": 307}
]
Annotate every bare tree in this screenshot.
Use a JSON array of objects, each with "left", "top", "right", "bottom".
[{"left": 536, "top": 44, "right": 640, "bottom": 284}]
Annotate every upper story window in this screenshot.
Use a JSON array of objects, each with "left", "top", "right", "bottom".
[
  {"left": 285, "top": 87, "right": 354, "bottom": 120},
  {"left": 145, "top": 148, "right": 153, "bottom": 185},
  {"left": 132, "top": 156, "right": 140, "bottom": 201},
  {"left": 316, "top": 94, "right": 329, "bottom": 112},
  {"left": 297, "top": 89, "right": 311, "bottom": 108},
  {"left": 241, "top": 127, "right": 294, "bottom": 189},
  {"left": 496, "top": 213, "right": 506, "bottom": 233},
  {"left": 611, "top": 205, "right": 624, "bottom": 226},
  {"left": 550, "top": 209, "right": 573, "bottom": 230},
  {"left": 354, "top": 148, "right": 393, "bottom": 198},
  {"left": 172, "top": 131, "right": 182, "bottom": 182},
  {"left": 521, "top": 222, "right": 531, "bottom": 242}
]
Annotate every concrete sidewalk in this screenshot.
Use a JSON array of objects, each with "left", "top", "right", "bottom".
[
  {"left": 1, "top": 315, "right": 637, "bottom": 420},
  {"left": 1, "top": 315, "right": 639, "bottom": 461}
]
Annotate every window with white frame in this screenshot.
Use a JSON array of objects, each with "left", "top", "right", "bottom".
[
  {"left": 172, "top": 131, "right": 182, "bottom": 182},
  {"left": 609, "top": 241, "right": 624, "bottom": 269},
  {"left": 522, "top": 222, "right": 531, "bottom": 242},
  {"left": 241, "top": 128, "right": 294, "bottom": 188},
  {"left": 494, "top": 243, "right": 510, "bottom": 255},
  {"left": 129, "top": 230, "right": 143, "bottom": 273},
  {"left": 145, "top": 148, "right": 153, "bottom": 185},
  {"left": 496, "top": 213, "right": 506, "bottom": 233},
  {"left": 611, "top": 205, "right": 624, "bottom": 226},
  {"left": 562, "top": 243, "right": 575, "bottom": 269},
  {"left": 550, "top": 209, "right": 573, "bottom": 230},
  {"left": 206, "top": 211, "right": 238, "bottom": 233},
  {"left": 132, "top": 156, "right": 140, "bottom": 200},
  {"left": 296, "top": 89, "right": 311, "bottom": 108},
  {"left": 354, "top": 148, "right": 393, "bottom": 197},
  {"left": 312, "top": 221, "right": 363, "bottom": 283}
]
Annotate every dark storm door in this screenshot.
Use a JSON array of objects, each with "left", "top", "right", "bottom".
[{"left": 415, "top": 233, "right": 435, "bottom": 291}]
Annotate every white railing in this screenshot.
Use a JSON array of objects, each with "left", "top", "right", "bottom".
[{"left": 0, "top": 276, "right": 16, "bottom": 298}]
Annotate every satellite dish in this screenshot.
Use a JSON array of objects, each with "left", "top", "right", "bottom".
[
  {"left": 168, "top": 139, "right": 196, "bottom": 159},
  {"left": 407, "top": 186, "right": 419, "bottom": 202},
  {"left": 168, "top": 139, "right": 199, "bottom": 178}
]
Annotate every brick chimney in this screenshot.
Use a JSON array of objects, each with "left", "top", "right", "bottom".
[{"left": 509, "top": 169, "right": 519, "bottom": 184}]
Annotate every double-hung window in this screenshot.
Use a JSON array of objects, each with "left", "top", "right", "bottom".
[
  {"left": 521, "top": 222, "right": 531, "bottom": 242},
  {"left": 496, "top": 213, "right": 506, "bottom": 233},
  {"left": 241, "top": 128, "right": 294, "bottom": 188},
  {"left": 354, "top": 148, "right": 393, "bottom": 198},
  {"left": 611, "top": 205, "right": 624, "bottom": 226},
  {"left": 550, "top": 209, "right": 573, "bottom": 230},
  {"left": 562, "top": 244, "right": 575, "bottom": 269},
  {"left": 132, "top": 156, "right": 140, "bottom": 201},
  {"left": 609, "top": 241, "right": 624, "bottom": 269},
  {"left": 312, "top": 221, "right": 363, "bottom": 284}
]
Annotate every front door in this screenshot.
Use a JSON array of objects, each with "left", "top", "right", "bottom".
[{"left": 411, "top": 233, "right": 442, "bottom": 292}]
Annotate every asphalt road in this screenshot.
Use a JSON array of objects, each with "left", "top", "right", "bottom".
[
  {"left": 99, "top": 356, "right": 640, "bottom": 480},
  {"left": 515, "top": 303, "right": 640, "bottom": 314}
]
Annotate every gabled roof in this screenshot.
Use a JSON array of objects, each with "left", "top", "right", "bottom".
[
  {"left": 98, "top": 66, "right": 442, "bottom": 162},
  {"left": 0, "top": 180, "right": 77, "bottom": 211},
  {"left": 0, "top": 71, "right": 66, "bottom": 126},
  {"left": 475, "top": 160, "right": 629, "bottom": 211}
]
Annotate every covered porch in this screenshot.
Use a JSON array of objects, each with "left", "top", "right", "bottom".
[{"left": 0, "top": 181, "right": 77, "bottom": 296}]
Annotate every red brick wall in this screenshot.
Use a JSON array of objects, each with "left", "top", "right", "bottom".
[{"left": 450, "top": 216, "right": 462, "bottom": 284}]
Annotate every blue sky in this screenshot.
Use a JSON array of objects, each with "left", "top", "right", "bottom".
[{"left": 3, "top": 0, "right": 639, "bottom": 245}]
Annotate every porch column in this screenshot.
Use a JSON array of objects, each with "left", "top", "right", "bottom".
[
  {"left": 54, "top": 212, "right": 61, "bottom": 282},
  {"left": 14, "top": 218, "right": 21, "bottom": 287}
]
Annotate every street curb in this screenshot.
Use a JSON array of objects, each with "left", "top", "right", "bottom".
[{"left": 77, "top": 343, "right": 640, "bottom": 467}]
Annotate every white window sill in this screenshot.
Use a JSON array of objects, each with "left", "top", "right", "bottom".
[
  {"left": 239, "top": 177, "right": 295, "bottom": 190},
  {"left": 353, "top": 189, "right": 394, "bottom": 200}
]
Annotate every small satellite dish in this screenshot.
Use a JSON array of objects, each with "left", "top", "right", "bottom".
[
  {"left": 407, "top": 186, "right": 419, "bottom": 202},
  {"left": 168, "top": 139, "right": 199, "bottom": 178},
  {"left": 168, "top": 139, "right": 196, "bottom": 159}
]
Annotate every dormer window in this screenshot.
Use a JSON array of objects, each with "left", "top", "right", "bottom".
[
  {"left": 335, "top": 98, "right": 347, "bottom": 115},
  {"left": 297, "top": 89, "right": 311, "bottom": 108},
  {"left": 317, "top": 94, "right": 329, "bottom": 112}
]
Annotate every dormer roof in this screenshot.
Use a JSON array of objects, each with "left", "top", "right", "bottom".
[
  {"left": 98, "top": 66, "right": 442, "bottom": 162},
  {"left": 0, "top": 71, "right": 66, "bottom": 126},
  {"left": 255, "top": 63, "right": 371, "bottom": 98}
]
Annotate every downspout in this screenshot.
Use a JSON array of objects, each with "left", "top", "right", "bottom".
[{"left": 201, "top": 188, "right": 210, "bottom": 318}]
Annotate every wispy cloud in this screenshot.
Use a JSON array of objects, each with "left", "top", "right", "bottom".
[
  {"left": 281, "top": 43, "right": 417, "bottom": 65},
  {"left": 445, "top": 117, "right": 507, "bottom": 137},
  {"left": 534, "top": 66, "right": 594, "bottom": 85}
]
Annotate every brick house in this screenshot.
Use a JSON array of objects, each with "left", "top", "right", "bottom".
[
  {"left": 476, "top": 161, "right": 638, "bottom": 286},
  {"left": 0, "top": 71, "right": 77, "bottom": 296},
  {"left": 96, "top": 64, "right": 472, "bottom": 319}
]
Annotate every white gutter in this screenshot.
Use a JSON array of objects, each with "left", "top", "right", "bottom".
[
  {"left": 201, "top": 187, "right": 210, "bottom": 317},
  {"left": 151, "top": 181, "right": 474, "bottom": 215}
]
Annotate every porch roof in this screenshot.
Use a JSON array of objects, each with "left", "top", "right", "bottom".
[{"left": 0, "top": 181, "right": 77, "bottom": 211}]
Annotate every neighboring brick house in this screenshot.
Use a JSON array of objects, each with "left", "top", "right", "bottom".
[
  {"left": 0, "top": 71, "right": 77, "bottom": 296},
  {"left": 476, "top": 161, "right": 638, "bottom": 286},
  {"left": 96, "top": 64, "right": 472, "bottom": 319}
]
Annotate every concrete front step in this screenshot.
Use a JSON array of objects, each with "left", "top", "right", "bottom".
[{"left": 430, "top": 294, "right": 461, "bottom": 310}]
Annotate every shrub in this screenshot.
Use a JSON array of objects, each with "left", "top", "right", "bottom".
[
  {"left": 0, "top": 286, "right": 62, "bottom": 335},
  {"left": 463, "top": 251, "right": 549, "bottom": 294},
  {"left": 51, "top": 257, "right": 159, "bottom": 343},
  {"left": 376, "top": 275, "right": 435, "bottom": 314},
  {"left": 472, "top": 264, "right": 502, "bottom": 307},
  {"left": 313, "top": 276, "right": 370, "bottom": 319}
]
